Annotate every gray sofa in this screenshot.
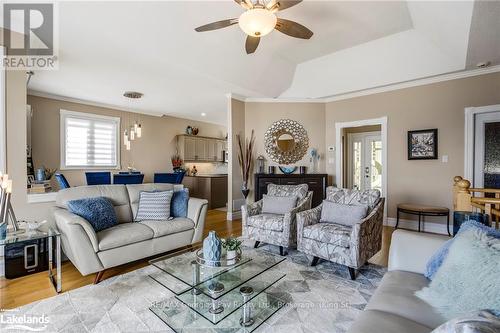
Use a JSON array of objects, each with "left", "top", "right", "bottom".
[
  {"left": 53, "top": 183, "right": 208, "bottom": 278},
  {"left": 348, "top": 229, "right": 450, "bottom": 333}
]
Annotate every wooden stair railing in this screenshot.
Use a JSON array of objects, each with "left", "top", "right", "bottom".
[{"left": 453, "top": 176, "right": 500, "bottom": 229}]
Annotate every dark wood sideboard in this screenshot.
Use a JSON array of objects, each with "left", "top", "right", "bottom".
[{"left": 254, "top": 173, "right": 328, "bottom": 207}]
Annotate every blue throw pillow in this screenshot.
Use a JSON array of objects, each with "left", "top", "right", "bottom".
[
  {"left": 67, "top": 197, "right": 117, "bottom": 232},
  {"left": 171, "top": 188, "right": 189, "bottom": 218},
  {"left": 425, "top": 220, "right": 500, "bottom": 279}
]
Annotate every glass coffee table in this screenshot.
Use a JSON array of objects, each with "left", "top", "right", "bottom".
[{"left": 149, "top": 244, "right": 287, "bottom": 332}]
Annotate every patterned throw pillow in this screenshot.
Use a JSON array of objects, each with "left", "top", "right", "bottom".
[
  {"left": 67, "top": 197, "right": 117, "bottom": 232},
  {"left": 135, "top": 190, "right": 173, "bottom": 221},
  {"left": 171, "top": 188, "right": 189, "bottom": 218},
  {"left": 430, "top": 310, "right": 500, "bottom": 333}
]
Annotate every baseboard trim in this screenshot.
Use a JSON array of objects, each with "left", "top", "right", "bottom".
[
  {"left": 227, "top": 210, "right": 242, "bottom": 221},
  {"left": 385, "top": 217, "right": 449, "bottom": 235}
]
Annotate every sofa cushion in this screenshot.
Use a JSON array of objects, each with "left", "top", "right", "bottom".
[
  {"left": 126, "top": 183, "right": 180, "bottom": 217},
  {"left": 347, "top": 310, "right": 432, "bottom": 333},
  {"left": 326, "top": 187, "right": 380, "bottom": 209},
  {"left": 140, "top": 218, "right": 195, "bottom": 238},
  {"left": 97, "top": 222, "right": 154, "bottom": 251},
  {"left": 320, "top": 200, "right": 369, "bottom": 226},
  {"left": 366, "top": 271, "right": 446, "bottom": 328},
  {"left": 267, "top": 184, "right": 308, "bottom": 201},
  {"left": 135, "top": 190, "right": 173, "bottom": 221},
  {"left": 56, "top": 185, "right": 132, "bottom": 223},
  {"left": 67, "top": 197, "right": 118, "bottom": 232},
  {"left": 171, "top": 188, "right": 189, "bottom": 218},
  {"left": 302, "top": 223, "right": 352, "bottom": 248},
  {"left": 262, "top": 194, "right": 298, "bottom": 215},
  {"left": 247, "top": 214, "right": 284, "bottom": 232}
]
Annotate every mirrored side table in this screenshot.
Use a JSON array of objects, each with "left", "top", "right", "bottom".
[{"left": 1, "top": 227, "right": 61, "bottom": 293}]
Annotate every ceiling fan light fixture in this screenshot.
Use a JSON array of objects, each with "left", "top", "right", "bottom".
[{"left": 238, "top": 8, "right": 277, "bottom": 37}]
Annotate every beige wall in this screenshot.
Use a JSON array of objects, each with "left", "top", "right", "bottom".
[
  {"left": 245, "top": 102, "right": 326, "bottom": 171},
  {"left": 244, "top": 102, "right": 326, "bottom": 201},
  {"left": 28, "top": 95, "right": 227, "bottom": 187},
  {"left": 326, "top": 72, "right": 500, "bottom": 219},
  {"left": 241, "top": 72, "right": 500, "bottom": 229},
  {"left": 227, "top": 98, "right": 245, "bottom": 216}
]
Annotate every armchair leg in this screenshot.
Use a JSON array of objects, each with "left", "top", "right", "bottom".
[
  {"left": 254, "top": 241, "right": 260, "bottom": 248},
  {"left": 348, "top": 267, "right": 356, "bottom": 280},
  {"left": 94, "top": 270, "right": 105, "bottom": 284},
  {"left": 310, "top": 256, "right": 320, "bottom": 266},
  {"left": 279, "top": 246, "right": 288, "bottom": 256}
]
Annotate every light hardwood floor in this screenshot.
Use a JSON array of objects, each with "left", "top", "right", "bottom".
[{"left": 0, "top": 210, "right": 393, "bottom": 309}]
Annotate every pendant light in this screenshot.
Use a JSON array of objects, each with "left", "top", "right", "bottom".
[{"left": 123, "top": 91, "right": 144, "bottom": 148}]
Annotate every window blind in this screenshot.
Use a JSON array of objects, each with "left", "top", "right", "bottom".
[{"left": 61, "top": 111, "right": 119, "bottom": 168}]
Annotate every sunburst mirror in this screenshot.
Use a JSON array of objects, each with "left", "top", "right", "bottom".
[{"left": 264, "top": 119, "right": 309, "bottom": 164}]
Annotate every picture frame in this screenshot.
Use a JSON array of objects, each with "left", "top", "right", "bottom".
[{"left": 408, "top": 129, "right": 438, "bottom": 160}]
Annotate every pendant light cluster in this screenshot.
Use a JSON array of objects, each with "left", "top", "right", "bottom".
[{"left": 123, "top": 91, "right": 144, "bottom": 151}]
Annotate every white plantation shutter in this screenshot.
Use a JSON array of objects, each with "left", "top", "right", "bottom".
[{"left": 60, "top": 110, "right": 120, "bottom": 169}]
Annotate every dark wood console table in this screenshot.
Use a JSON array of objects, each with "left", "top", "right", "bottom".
[{"left": 254, "top": 173, "right": 328, "bottom": 207}]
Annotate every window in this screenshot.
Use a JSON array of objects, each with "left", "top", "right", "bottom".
[{"left": 60, "top": 110, "right": 120, "bottom": 169}]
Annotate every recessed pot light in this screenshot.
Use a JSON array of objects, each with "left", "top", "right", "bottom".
[{"left": 201, "top": 113, "right": 207, "bottom": 117}]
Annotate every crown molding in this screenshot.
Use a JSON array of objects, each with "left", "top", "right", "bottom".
[
  {"left": 27, "top": 90, "right": 164, "bottom": 117},
  {"left": 321, "top": 65, "right": 500, "bottom": 102},
  {"left": 240, "top": 65, "right": 500, "bottom": 104}
]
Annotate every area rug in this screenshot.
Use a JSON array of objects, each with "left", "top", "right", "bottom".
[{"left": 1, "top": 240, "right": 386, "bottom": 333}]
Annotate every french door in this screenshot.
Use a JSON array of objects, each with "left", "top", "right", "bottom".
[
  {"left": 347, "top": 132, "right": 382, "bottom": 191},
  {"left": 474, "top": 111, "right": 500, "bottom": 189}
]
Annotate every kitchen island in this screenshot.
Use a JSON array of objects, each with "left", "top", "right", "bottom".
[{"left": 183, "top": 174, "right": 228, "bottom": 209}]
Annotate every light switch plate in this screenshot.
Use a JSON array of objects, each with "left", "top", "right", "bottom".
[{"left": 442, "top": 155, "right": 448, "bottom": 163}]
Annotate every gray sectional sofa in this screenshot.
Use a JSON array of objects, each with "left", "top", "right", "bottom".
[
  {"left": 348, "top": 229, "right": 450, "bottom": 333},
  {"left": 53, "top": 183, "right": 208, "bottom": 277}
]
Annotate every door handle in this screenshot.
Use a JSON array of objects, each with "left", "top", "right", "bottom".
[{"left": 365, "top": 167, "right": 369, "bottom": 173}]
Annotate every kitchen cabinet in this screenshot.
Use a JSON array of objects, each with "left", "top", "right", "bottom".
[
  {"left": 183, "top": 175, "right": 228, "bottom": 209},
  {"left": 177, "top": 135, "right": 227, "bottom": 162}
]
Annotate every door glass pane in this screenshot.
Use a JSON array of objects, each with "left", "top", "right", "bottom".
[
  {"left": 353, "top": 141, "right": 362, "bottom": 190},
  {"left": 484, "top": 122, "right": 500, "bottom": 189},
  {"left": 370, "top": 140, "right": 382, "bottom": 191}
]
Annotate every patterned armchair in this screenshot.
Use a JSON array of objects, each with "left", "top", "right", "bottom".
[
  {"left": 242, "top": 184, "right": 313, "bottom": 255},
  {"left": 297, "top": 187, "right": 385, "bottom": 280}
]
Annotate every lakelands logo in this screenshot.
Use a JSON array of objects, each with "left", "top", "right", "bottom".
[
  {"left": 1, "top": 313, "right": 50, "bottom": 331},
  {"left": 1, "top": 2, "right": 58, "bottom": 70}
]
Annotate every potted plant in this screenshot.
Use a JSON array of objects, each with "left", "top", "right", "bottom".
[{"left": 222, "top": 237, "right": 242, "bottom": 260}]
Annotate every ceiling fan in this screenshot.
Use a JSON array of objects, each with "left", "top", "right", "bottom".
[{"left": 195, "top": 0, "right": 313, "bottom": 54}]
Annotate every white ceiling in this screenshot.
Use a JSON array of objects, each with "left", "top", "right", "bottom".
[{"left": 23, "top": 1, "right": 499, "bottom": 125}]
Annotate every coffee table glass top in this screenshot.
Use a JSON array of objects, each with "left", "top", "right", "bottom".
[{"left": 150, "top": 246, "right": 285, "bottom": 298}]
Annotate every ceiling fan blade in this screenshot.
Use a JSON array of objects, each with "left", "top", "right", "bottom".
[
  {"left": 195, "top": 18, "right": 238, "bottom": 32},
  {"left": 245, "top": 36, "right": 260, "bottom": 54},
  {"left": 270, "top": 0, "right": 302, "bottom": 12},
  {"left": 275, "top": 18, "right": 313, "bottom": 39}
]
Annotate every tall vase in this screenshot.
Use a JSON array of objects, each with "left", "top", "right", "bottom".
[
  {"left": 203, "top": 231, "right": 221, "bottom": 264},
  {"left": 241, "top": 182, "right": 250, "bottom": 199}
]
